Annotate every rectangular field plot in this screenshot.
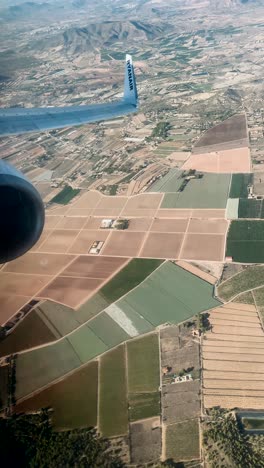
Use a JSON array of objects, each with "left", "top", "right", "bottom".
[
  {"left": 150, "top": 218, "right": 188, "bottom": 232},
  {"left": 180, "top": 233, "right": 225, "bottom": 261},
  {"left": 127, "top": 334, "right": 160, "bottom": 393},
  {"left": 229, "top": 173, "right": 252, "bottom": 198},
  {"left": 165, "top": 419, "right": 200, "bottom": 461},
  {"left": 130, "top": 417, "right": 161, "bottom": 465},
  {"left": 0, "top": 273, "right": 50, "bottom": 297},
  {"left": 3, "top": 252, "right": 75, "bottom": 276},
  {"left": 140, "top": 232, "right": 183, "bottom": 259},
  {"left": 118, "top": 262, "right": 220, "bottom": 327},
  {"left": 106, "top": 303, "right": 154, "bottom": 337},
  {"left": 99, "top": 345, "right": 128, "bottom": 437},
  {"left": 226, "top": 221, "right": 264, "bottom": 263},
  {"left": 0, "top": 309, "right": 58, "bottom": 358},
  {"left": 68, "top": 229, "right": 110, "bottom": 254},
  {"left": 88, "top": 312, "right": 129, "bottom": 348},
  {"left": 238, "top": 199, "right": 264, "bottom": 219},
  {"left": 0, "top": 295, "right": 31, "bottom": 325},
  {"left": 36, "top": 301, "right": 79, "bottom": 336},
  {"left": 149, "top": 168, "right": 183, "bottom": 193},
  {"left": 61, "top": 255, "right": 128, "bottom": 279},
  {"left": 15, "top": 361, "right": 98, "bottom": 430},
  {"left": 16, "top": 339, "right": 81, "bottom": 400},
  {"left": 102, "top": 231, "right": 145, "bottom": 257},
  {"left": 39, "top": 229, "right": 80, "bottom": 253},
  {"left": 122, "top": 193, "right": 162, "bottom": 212},
  {"left": 161, "top": 174, "right": 231, "bottom": 209},
  {"left": 72, "top": 190, "right": 102, "bottom": 209},
  {"left": 129, "top": 392, "right": 160, "bottom": 422}
]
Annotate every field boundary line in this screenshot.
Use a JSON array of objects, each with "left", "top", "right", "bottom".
[{"left": 178, "top": 216, "right": 191, "bottom": 259}]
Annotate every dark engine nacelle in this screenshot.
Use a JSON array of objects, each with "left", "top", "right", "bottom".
[{"left": 0, "top": 161, "right": 44, "bottom": 263}]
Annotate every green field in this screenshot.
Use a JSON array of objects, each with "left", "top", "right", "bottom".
[
  {"left": 218, "top": 265, "right": 264, "bottom": 301},
  {"left": 67, "top": 325, "right": 108, "bottom": 363},
  {"left": 15, "top": 362, "right": 98, "bottom": 430},
  {"left": 226, "top": 220, "right": 264, "bottom": 263},
  {"left": 99, "top": 345, "right": 128, "bottom": 437},
  {"left": 77, "top": 293, "right": 109, "bottom": 324},
  {"left": 36, "top": 301, "right": 79, "bottom": 336},
  {"left": 0, "top": 309, "right": 57, "bottom": 358},
  {"left": 253, "top": 286, "right": 264, "bottom": 308},
  {"left": 149, "top": 168, "right": 183, "bottom": 193},
  {"left": 127, "top": 334, "right": 160, "bottom": 393},
  {"left": 129, "top": 392, "right": 160, "bottom": 422},
  {"left": 165, "top": 419, "right": 200, "bottom": 461},
  {"left": 16, "top": 340, "right": 82, "bottom": 400},
  {"left": 50, "top": 185, "right": 80, "bottom": 205},
  {"left": 118, "top": 262, "right": 220, "bottom": 327},
  {"left": 100, "top": 258, "right": 163, "bottom": 303},
  {"left": 229, "top": 174, "right": 252, "bottom": 198},
  {"left": 161, "top": 173, "right": 231, "bottom": 208},
  {"left": 233, "top": 291, "right": 255, "bottom": 305},
  {"left": 238, "top": 199, "right": 264, "bottom": 219},
  {"left": 88, "top": 313, "right": 129, "bottom": 348}
]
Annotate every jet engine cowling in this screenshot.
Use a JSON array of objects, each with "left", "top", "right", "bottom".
[{"left": 0, "top": 160, "right": 44, "bottom": 263}]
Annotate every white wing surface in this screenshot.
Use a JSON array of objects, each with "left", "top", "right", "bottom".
[{"left": 0, "top": 54, "right": 138, "bottom": 136}]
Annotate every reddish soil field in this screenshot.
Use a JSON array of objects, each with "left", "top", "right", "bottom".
[
  {"left": 102, "top": 231, "right": 145, "bottom": 257},
  {"left": 39, "top": 276, "right": 103, "bottom": 308},
  {"left": 204, "top": 360, "right": 264, "bottom": 372},
  {"left": 180, "top": 234, "right": 225, "bottom": 261},
  {"left": 209, "top": 314, "right": 260, "bottom": 324},
  {"left": 0, "top": 295, "right": 31, "bottom": 325},
  {"left": 191, "top": 209, "right": 226, "bottom": 219},
  {"left": 183, "top": 147, "right": 251, "bottom": 174},
  {"left": 204, "top": 346, "right": 264, "bottom": 355},
  {"left": 93, "top": 208, "right": 125, "bottom": 217},
  {"left": 150, "top": 218, "right": 188, "bottom": 233},
  {"left": 204, "top": 351, "right": 264, "bottom": 363},
  {"left": 210, "top": 326, "right": 263, "bottom": 336},
  {"left": 66, "top": 208, "right": 94, "bottom": 217},
  {"left": 56, "top": 217, "right": 87, "bottom": 230},
  {"left": 0, "top": 273, "right": 51, "bottom": 296},
  {"left": 3, "top": 253, "right": 75, "bottom": 276},
  {"left": 204, "top": 389, "right": 264, "bottom": 397},
  {"left": 204, "top": 395, "right": 264, "bottom": 409},
  {"left": 208, "top": 334, "right": 264, "bottom": 342},
  {"left": 95, "top": 196, "right": 128, "bottom": 210},
  {"left": 68, "top": 230, "right": 110, "bottom": 254},
  {"left": 39, "top": 230, "right": 80, "bottom": 253},
  {"left": 122, "top": 193, "right": 162, "bottom": 210},
  {"left": 188, "top": 219, "right": 228, "bottom": 234},
  {"left": 31, "top": 231, "right": 51, "bottom": 252},
  {"left": 203, "top": 380, "right": 264, "bottom": 390},
  {"left": 157, "top": 209, "right": 192, "bottom": 218},
  {"left": 45, "top": 216, "right": 63, "bottom": 229},
  {"left": 62, "top": 256, "right": 128, "bottom": 279},
  {"left": 228, "top": 303, "right": 256, "bottom": 311},
  {"left": 84, "top": 218, "right": 109, "bottom": 230},
  {"left": 127, "top": 218, "right": 153, "bottom": 231},
  {"left": 121, "top": 209, "right": 158, "bottom": 217},
  {"left": 48, "top": 206, "right": 70, "bottom": 215},
  {"left": 72, "top": 190, "right": 102, "bottom": 209},
  {"left": 140, "top": 232, "right": 184, "bottom": 259},
  {"left": 203, "top": 370, "right": 264, "bottom": 381}
]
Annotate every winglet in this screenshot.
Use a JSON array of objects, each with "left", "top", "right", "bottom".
[{"left": 123, "top": 54, "right": 138, "bottom": 106}]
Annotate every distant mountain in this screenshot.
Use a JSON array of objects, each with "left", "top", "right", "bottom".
[
  {"left": 0, "top": 1, "right": 65, "bottom": 21},
  {"left": 33, "top": 20, "right": 170, "bottom": 55}
]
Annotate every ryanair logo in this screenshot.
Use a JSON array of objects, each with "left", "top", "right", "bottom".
[{"left": 127, "top": 60, "right": 134, "bottom": 92}]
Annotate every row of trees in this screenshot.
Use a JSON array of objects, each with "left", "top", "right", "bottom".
[{"left": 203, "top": 408, "right": 264, "bottom": 467}]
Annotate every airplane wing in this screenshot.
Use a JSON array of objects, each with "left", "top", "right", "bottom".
[{"left": 0, "top": 54, "right": 138, "bottom": 137}]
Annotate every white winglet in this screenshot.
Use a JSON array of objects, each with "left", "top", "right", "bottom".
[{"left": 124, "top": 54, "right": 138, "bottom": 106}]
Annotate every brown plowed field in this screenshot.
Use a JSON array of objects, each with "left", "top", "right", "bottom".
[
  {"left": 209, "top": 314, "right": 260, "bottom": 323},
  {"left": 157, "top": 209, "right": 192, "bottom": 218},
  {"left": 120, "top": 209, "right": 157, "bottom": 217},
  {"left": 102, "top": 231, "right": 145, "bottom": 257},
  {"left": 0, "top": 273, "right": 51, "bottom": 296},
  {"left": 32, "top": 231, "right": 51, "bottom": 251},
  {"left": 38, "top": 276, "right": 103, "bottom": 308},
  {"left": 140, "top": 232, "right": 183, "bottom": 259},
  {"left": 150, "top": 218, "right": 188, "bottom": 233},
  {"left": 210, "top": 309, "right": 258, "bottom": 318},
  {"left": 204, "top": 352, "right": 264, "bottom": 363},
  {"left": 45, "top": 216, "right": 63, "bottom": 229},
  {"left": 48, "top": 205, "right": 70, "bottom": 215},
  {"left": 68, "top": 230, "right": 110, "bottom": 254},
  {"left": 193, "top": 209, "right": 226, "bottom": 219},
  {"left": 182, "top": 147, "right": 250, "bottom": 174},
  {"left": 95, "top": 196, "right": 128, "bottom": 210},
  {"left": 84, "top": 218, "right": 109, "bottom": 230},
  {"left": 121, "top": 193, "right": 162, "bottom": 210},
  {"left": 56, "top": 217, "right": 87, "bottom": 230},
  {"left": 180, "top": 234, "right": 225, "bottom": 261},
  {"left": 72, "top": 191, "right": 102, "bottom": 209},
  {"left": 204, "top": 395, "right": 264, "bottom": 409},
  {"left": 203, "top": 340, "right": 264, "bottom": 348},
  {"left": 39, "top": 230, "right": 80, "bottom": 253},
  {"left": 204, "top": 388, "right": 264, "bottom": 396},
  {"left": 126, "top": 218, "right": 153, "bottom": 231},
  {"left": 208, "top": 334, "right": 264, "bottom": 342},
  {"left": 93, "top": 208, "right": 126, "bottom": 217},
  {"left": 204, "top": 370, "right": 264, "bottom": 381},
  {"left": 66, "top": 208, "right": 93, "bottom": 217},
  {"left": 0, "top": 295, "right": 31, "bottom": 325},
  {"left": 204, "top": 360, "right": 264, "bottom": 373},
  {"left": 61, "top": 255, "right": 128, "bottom": 279},
  {"left": 210, "top": 326, "right": 263, "bottom": 336},
  {"left": 188, "top": 219, "right": 228, "bottom": 234},
  {"left": 204, "top": 380, "right": 264, "bottom": 390},
  {"left": 195, "top": 114, "right": 247, "bottom": 148},
  {"left": 226, "top": 303, "right": 256, "bottom": 311},
  {"left": 203, "top": 346, "right": 264, "bottom": 355},
  {"left": 3, "top": 253, "right": 75, "bottom": 275},
  {"left": 210, "top": 319, "right": 260, "bottom": 328}
]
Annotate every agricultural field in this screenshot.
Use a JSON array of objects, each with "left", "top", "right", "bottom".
[
  {"left": 226, "top": 220, "right": 264, "bottom": 263},
  {"left": 238, "top": 198, "right": 264, "bottom": 218},
  {"left": 194, "top": 114, "right": 247, "bottom": 149},
  {"left": 99, "top": 345, "right": 128, "bottom": 437},
  {"left": 118, "top": 262, "right": 220, "bottom": 327},
  {"left": 127, "top": 334, "right": 160, "bottom": 393},
  {"left": 50, "top": 185, "right": 81, "bottom": 205},
  {"left": 218, "top": 265, "right": 264, "bottom": 301},
  {"left": 149, "top": 168, "right": 183, "bottom": 193},
  {"left": 0, "top": 309, "right": 58, "bottom": 357},
  {"left": 229, "top": 173, "right": 252, "bottom": 199},
  {"left": 165, "top": 419, "right": 200, "bottom": 461},
  {"left": 233, "top": 291, "right": 255, "bottom": 305},
  {"left": 15, "top": 361, "right": 98, "bottom": 430},
  {"left": 161, "top": 173, "right": 231, "bottom": 209},
  {"left": 130, "top": 417, "right": 161, "bottom": 464},
  {"left": 128, "top": 392, "right": 160, "bottom": 422}
]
